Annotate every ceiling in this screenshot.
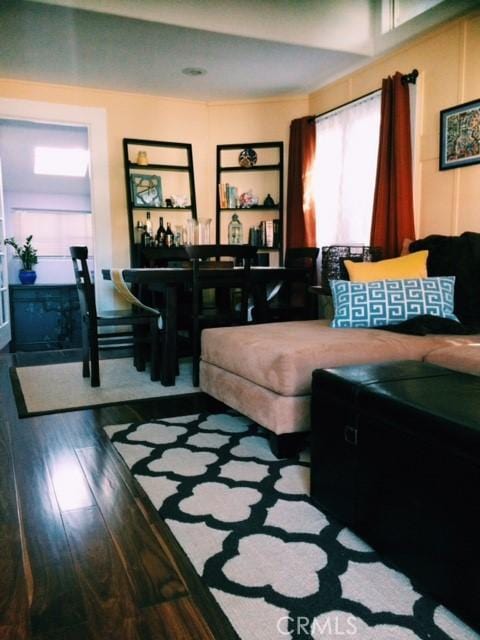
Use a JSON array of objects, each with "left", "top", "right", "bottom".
[{"left": 0, "top": 0, "right": 477, "bottom": 101}]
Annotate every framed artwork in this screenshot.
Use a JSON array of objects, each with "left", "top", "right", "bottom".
[
  {"left": 439, "top": 99, "right": 480, "bottom": 170},
  {"left": 130, "top": 174, "right": 163, "bottom": 207}
]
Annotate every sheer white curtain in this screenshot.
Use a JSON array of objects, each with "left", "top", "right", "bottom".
[{"left": 313, "top": 92, "right": 381, "bottom": 249}]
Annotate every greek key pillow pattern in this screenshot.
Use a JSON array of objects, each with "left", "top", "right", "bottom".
[{"left": 330, "top": 277, "right": 458, "bottom": 328}]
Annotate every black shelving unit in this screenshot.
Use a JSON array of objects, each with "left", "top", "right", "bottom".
[
  {"left": 216, "top": 141, "right": 284, "bottom": 265},
  {"left": 123, "top": 138, "right": 197, "bottom": 266}
]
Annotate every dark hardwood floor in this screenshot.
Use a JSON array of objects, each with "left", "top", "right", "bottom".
[{"left": 0, "top": 350, "right": 237, "bottom": 639}]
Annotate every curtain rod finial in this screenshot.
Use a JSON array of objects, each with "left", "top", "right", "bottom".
[{"left": 402, "top": 69, "right": 419, "bottom": 85}]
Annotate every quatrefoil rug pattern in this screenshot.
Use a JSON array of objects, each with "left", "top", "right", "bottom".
[{"left": 105, "top": 413, "right": 478, "bottom": 640}]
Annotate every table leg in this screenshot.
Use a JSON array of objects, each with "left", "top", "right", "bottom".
[
  {"left": 252, "top": 282, "right": 268, "bottom": 322},
  {"left": 161, "top": 284, "right": 177, "bottom": 386}
]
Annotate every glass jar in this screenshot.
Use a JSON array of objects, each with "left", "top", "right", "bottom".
[
  {"left": 174, "top": 225, "right": 183, "bottom": 246},
  {"left": 198, "top": 218, "right": 212, "bottom": 245},
  {"left": 186, "top": 218, "right": 198, "bottom": 245},
  {"left": 228, "top": 213, "right": 243, "bottom": 244}
]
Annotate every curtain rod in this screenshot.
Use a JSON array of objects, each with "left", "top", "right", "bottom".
[{"left": 308, "top": 68, "right": 418, "bottom": 123}]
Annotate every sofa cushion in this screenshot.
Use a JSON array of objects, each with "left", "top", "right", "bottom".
[
  {"left": 330, "top": 277, "right": 458, "bottom": 328},
  {"left": 425, "top": 343, "right": 480, "bottom": 376},
  {"left": 200, "top": 361, "right": 310, "bottom": 434},
  {"left": 201, "top": 320, "right": 456, "bottom": 397},
  {"left": 344, "top": 250, "right": 428, "bottom": 282}
]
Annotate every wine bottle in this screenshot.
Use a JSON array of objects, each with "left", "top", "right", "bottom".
[
  {"left": 156, "top": 216, "right": 166, "bottom": 246},
  {"left": 165, "top": 221, "right": 174, "bottom": 247},
  {"left": 134, "top": 220, "right": 144, "bottom": 244},
  {"left": 145, "top": 211, "right": 153, "bottom": 238},
  {"left": 141, "top": 224, "right": 150, "bottom": 247},
  {"left": 142, "top": 211, "right": 152, "bottom": 246}
]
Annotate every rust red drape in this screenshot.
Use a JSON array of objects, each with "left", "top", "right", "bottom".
[
  {"left": 370, "top": 72, "right": 416, "bottom": 258},
  {"left": 286, "top": 116, "right": 316, "bottom": 248}
]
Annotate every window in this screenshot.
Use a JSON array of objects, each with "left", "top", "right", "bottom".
[
  {"left": 313, "top": 92, "right": 381, "bottom": 249},
  {"left": 382, "top": 0, "right": 443, "bottom": 33},
  {"left": 11, "top": 209, "right": 93, "bottom": 257}
]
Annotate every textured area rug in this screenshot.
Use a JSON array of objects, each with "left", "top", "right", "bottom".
[
  {"left": 105, "top": 412, "right": 479, "bottom": 640},
  {"left": 11, "top": 358, "right": 197, "bottom": 417}
]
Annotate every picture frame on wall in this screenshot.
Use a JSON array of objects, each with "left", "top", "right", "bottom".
[
  {"left": 439, "top": 99, "right": 480, "bottom": 170},
  {"left": 130, "top": 174, "right": 163, "bottom": 207}
]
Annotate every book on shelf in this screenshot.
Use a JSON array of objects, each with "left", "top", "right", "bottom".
[
  {"left": 218, "top": 183, "right": 226, "bottom": 209},
  {"left": 273, "top": 219, "right": 280, "bottom": 248},
  {"left": 247, "top": 220, "right": 279, "bottom": 248},
  {"left": 218, "top": 183, "right": 238, "bottom": 208},
  {"left": 248, "top": 226, "right": 262, "bottom": 247},
  {"left": 265, "top": 220, "right": 274, "bottom": 247}
]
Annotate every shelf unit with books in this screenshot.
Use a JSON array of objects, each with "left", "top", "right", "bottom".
[
  {"left": 216, "top": 141, "right": 284, "bottom": 265},
  {"left": 123, "top": 138, "right": 197, "bottom": 266}
]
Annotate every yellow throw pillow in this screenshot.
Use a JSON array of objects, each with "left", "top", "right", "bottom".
[{"left": 344, "top": 250, "right": 428, "bottom": 282}]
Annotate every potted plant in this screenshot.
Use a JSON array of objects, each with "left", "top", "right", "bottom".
[{"left": 4, "top": 235, "right": 38, "bottom": 284}]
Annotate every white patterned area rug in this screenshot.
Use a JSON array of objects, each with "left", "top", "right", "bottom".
[{"left": 105, "top": 412, "right": 479, "bottom": 640}]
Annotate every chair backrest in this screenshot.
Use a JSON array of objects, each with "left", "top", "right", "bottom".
[
  {"left": 70, "top": 246, "right": 97, "bottom": 322},
  {"left": 184, "top": 244, "right": 258, "bottom": 320},
  {"left": 284, "top": 247, "right": 319, "bottom": 285},
  {"left": 142, "top": 245, "right": 189, "bottom": 267},
  {"left": 184, "top": 244, "right": 258, "bottom": 264}
]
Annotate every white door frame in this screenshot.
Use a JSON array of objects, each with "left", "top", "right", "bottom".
[
  {"left": 0, "top": 97, "right": 114, "bottom": 310},
  {"left": 0, "top": 159, "right": 11, "bottom": 349}
]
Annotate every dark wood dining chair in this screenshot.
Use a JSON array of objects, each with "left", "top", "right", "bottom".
[
  {"left": 252, "top": 247, "right": 320, "bottom": 322},
  {"left": 184, "top": 244, "right": 258, "bottom": 386},
  {"left": 70, "top": 246, "right": 162, "bottom": 387}
]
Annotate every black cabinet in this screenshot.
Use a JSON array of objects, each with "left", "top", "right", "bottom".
[
  {"left": 9, "top": 284, "right": 81, "bottom": 351},
  {"left": 123, "top": 138, "right": 198, "bottom": 267}
]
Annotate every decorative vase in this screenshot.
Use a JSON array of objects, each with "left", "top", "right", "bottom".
[
  {"left": 19, "top": 269, "right": 37, "bottom": 285},
  {"left": 198, "top": 218, "right": 212, "bottom": 245},
  {"left": 136, "top": 150, "right": 149, "bottom": 165}
]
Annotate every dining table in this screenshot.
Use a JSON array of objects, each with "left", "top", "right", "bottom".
[{"left": 102, "top": 265, "right": 311, "bottom": 386}]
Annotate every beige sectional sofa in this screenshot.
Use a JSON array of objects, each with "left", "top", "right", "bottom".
[
  {"left": 200, "top": 319, "right": 480, "bottom": 455},
  {"left": 423, "top": 343, "right": 480, "bottom": 375}
]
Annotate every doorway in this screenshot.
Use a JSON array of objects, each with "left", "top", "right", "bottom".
[
  {"left": 0, "top": 119, "right": 93, "bottom": 285},
  {"left": 0, "top": 97, "right": 114, "bottom": 352}
]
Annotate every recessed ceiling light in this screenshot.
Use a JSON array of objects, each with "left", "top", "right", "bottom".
[{"left": 182, "top": 67, "right": 207, "bottom": 77}]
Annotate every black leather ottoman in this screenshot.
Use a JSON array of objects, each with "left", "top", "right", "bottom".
[{"left": 310, "top": 360, "right": 480, "bottom": 630}]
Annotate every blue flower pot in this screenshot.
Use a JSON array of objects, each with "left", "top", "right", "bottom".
[{"left": 19, "top": 269, "right": 37, "bottom": 285}]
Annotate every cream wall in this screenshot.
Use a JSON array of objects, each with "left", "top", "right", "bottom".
[
  {"left": 0, "top": 78, "right": 307, "bottom": 268},
  {"left": 309, "top": 10, "right": 480, "bottom": 238}
]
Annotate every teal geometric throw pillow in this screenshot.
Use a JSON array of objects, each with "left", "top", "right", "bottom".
[{"left": 330, "top": 277, "right": 459, "bottom": 328}]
